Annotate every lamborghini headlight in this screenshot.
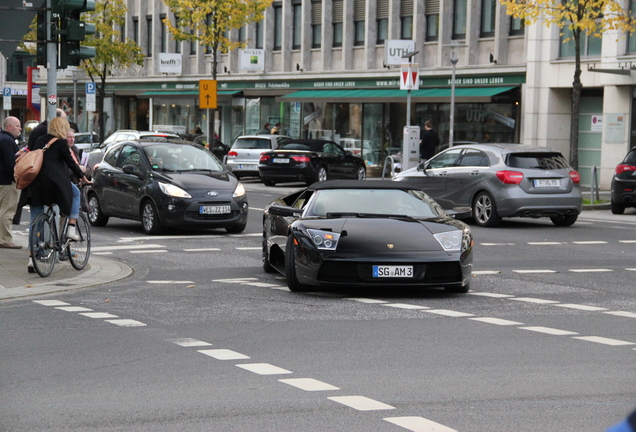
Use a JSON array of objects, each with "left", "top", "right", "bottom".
[
  {"left": 307, "top": 229, "right": 340, "bottom": 250},
  {"left": 433, "top": 230, "right": 462, "bottom": 252},
  {"left": 233, "top": 182, "right": 246, "bottom": 198},
  {"left": 158, "top": 182, "right": 192, "bottom": 198}
]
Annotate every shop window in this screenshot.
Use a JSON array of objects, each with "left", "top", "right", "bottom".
[
  {"left": 354, "top": 0, "right": 366, "bottom": 46},
  {"left": 401, "top": 0, "right": 413, "bottom": 39},
  {"left": 146, "top": 15, "right": 152, "bottom": 57},
  {"left": 293, "top": 2, "right": 302, "bottom": 49},
  {"left": 333, "top": 0, "right": 343, "bottom": 47},
  {"left": 453, "top": 0, "right": 467, "bottom": 39},
  {"left": 425, "top": 0, "right": 439, "bottom": 41},
  {"left": 377, "top": 0, "right": 388, "bottom": 44},
  {"left": 560, "top": 26, "right": 601, "bottom": 58},
  {"left": 274, "top": 3, "right": 282, "bottom": 51},
  {"left": 481, "top": 0, "right": 496, "bottom": 37},
  {"left": 312, "top": 1, "right": 322, "bottom": 48},
  {"left": 510, "top": 16, "right": 524, "bottom": 36}
]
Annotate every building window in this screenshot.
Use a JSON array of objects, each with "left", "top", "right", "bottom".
[
  {"left": 190, "top": 26, "right": 196, "bottom": 55},
  {"left": 292, "top": 3, "right": 302, "bottom": 49},
  {"left": 146, "top": 15, "right": 152, "bottom": 57},
  {"left": 160, "top": 14, "right": 167, "bottom": 52},
  {"left": 333, "top": 0, "right": 343, "bottom": 47},
  {"left": 510, "top": 16, "right": 524, "bottom": 36},
  {"left": 206, "top": 14, "right": 213, "bottom": 54},
  {"left": 239, "top": 26, "right": 246, "bottom": 44},
  {"left": 453, "top": 0, "right": 467, "bottom": 39},
  {"left": 377, "top": 0, "right": 388, "bottom": 44},
  {"left": 312, "top": 1, "right": 322, "bottom": 48},
  {"left": 354, "top": 0, "right": 366, "bottom": 46},
  {"left": 133, "top": 17, "right": 139, "bottom": 44},
  {"left": 274, "top": 4, "right": 282, "bottom": 51},
  {"left": 481, "top": 0, "right": 496, "bottom": 37},
  {"left": 629, "top": 0, "right": 636, "bottom": 52},
  {"left": 560, "top": 26, "right": 601, "bottom": 58},
  {"left": 401, "top": 0, "right": 413, "bottom": 39},
  {"left": 425, "top": 0, "right": 439, "bottom": 41},
  {"left": 120, "top": 22, "right": 126, "bottom": 43},
  {"left": 256, "top": 21, "right": 264, "bottom": 49}
]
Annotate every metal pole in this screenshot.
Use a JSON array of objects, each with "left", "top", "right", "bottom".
[
  {"left": 206, "top": 108, "right": 211, "bottom": 148},
  {"left": 406, "top": 90, "right": 411, "bottom": 128},
  {"left": 72, "top": 70, "right": 77, "bottom": 124},
  {"left": 46, "top": 0, "right": 57, "bottom": 121},
  {"left": 449, "top": 48, "right": 458, "bottom": 148}
]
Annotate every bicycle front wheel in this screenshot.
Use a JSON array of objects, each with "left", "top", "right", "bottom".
[
  {"left": 29, "top": 213, "right": 57, "bottom": 277},
  {"left": 68, "top": 212, "right": 91, "bottom": 270}
]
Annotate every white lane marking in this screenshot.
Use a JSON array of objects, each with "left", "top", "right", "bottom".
[
  {"left": 235, "top": 247, "right": 261, "bottom": 250},
  {"left": 55, "top": 306, "right": 93, "bottom": 312},
  {"left": 384, "top": 416, "right": 458, "bottom": 432},
  {"left": 569, "top": 268, "right": 612, "bottom": 273},
  {"left": 328, "top": 395, "right": 395, "bottom": 411},
  {"left": 167, "top": 338, "right": 212, "bottom": 347},
  {"left": 519, "top": 326, "right": 578, "bottom": 336},
  {"left": 198, "top": 349, "right": 250, "bottom": 360},
  {"left": 129, "top": 250, "right": 167, "bottom": 254},
  {"left": 424, "top": 309, "right": 474, "bottom": 318},
  {"left": 105, "top": 319, "right": 147, "bottom": 327},
  {"left": 92, "top": 244, "right": 166, "bottom": 251},
  {"left": 604, "top": 311, "right": 636, "bottom": 318},
  {"left": 381, "top": 303, "right": 428, "bottom": 310},
  {"left": 470, "top": 317, "right": 523, "bottom": 326},
  {"left": 527, "top": 242, "right": 562, "bottom": 245},
  {"left": 480, "top": 243, "right": 515, "bottom": 246},
  {"left": 183, "top": 248, "right": 221, "bottom": 252},
  {"left": 92, "top": 251, "right": 113, "bottom": 255},
  {"left": 80, "top": 312, "right": 119, "bottom": 319},
  {"left": 512, "top": 269, "right": 557, "bottom": 274},
  {"left": 33, "top": 300, "right": 70, "bottom": 306},
  {"left": 147, "top": 280, "right": 194, "bottom": 284},
  {"left": 510, "top": 297, "right": 560, "bottom": 304},
  {"left": 236, "top": 363, "right": 293, "bottom": 375},
  {"left": 555, "top": 304, "right": 608, "bottom": 311},
  {"left": 242, "top": 282, "right": 283, "bottom": 287},
  {"left": 572, "top": 241, "right": 608, "bottom": 244},
  {"left": 468, "top": 292, "right": 514, "bottom": 298},
  {"left": 213, "top": 278, "right": 259, "bottom": 282},
  {"left": 250, "top": 207, "right": 265, "bottom": 212},
  {"left": 573, "top": 336, "right": 635, "bottom": 346},
  {"left": 270, "top": 286, "right": 291, "bottom": 291},
  {"left": 346, "top": 298, "right": 389, "bottom": 304},
  {"left": 619, "top": 240, "right": 636, "bottom": 243},
  {"left": 279, "top": 378, "right": 340, "bottom": 391},
  {"left": 626, "top": 268, "right": 636, "bottom": 272},
  {"left": 472, "top": 270, "right": 501, "bottom": 275}
]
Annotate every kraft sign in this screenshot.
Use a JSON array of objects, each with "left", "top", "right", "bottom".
[{"left": 159, "top": 53, "right": 183, "bottom": 74}]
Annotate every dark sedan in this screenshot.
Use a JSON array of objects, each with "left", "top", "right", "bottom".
[
  {"left": 611, "top": 146, "right": 636, "bottom": 214},
  {"left": 262, "top": 180, "right": 474, "bottom": 293},
  {"left": 87, "top": 139, "right": 248, "bottom": 234},
  {"left": 258, "top": 139, "right": 366, "bottom": 186}
]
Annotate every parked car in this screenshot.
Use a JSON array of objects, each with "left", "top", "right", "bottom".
[
  {"left": 258, "top": 139, "right": 367, "bottom": 186},
  {"left": 87, "top": 138, "right": 248, "bottom": 234},
  {"left": 225, "top": 135, "right": 289, "bottom": 178},
  {"left": 262, "top": 180, "right": 474, "bottom": 293},
  {"left": 393, "top": 143, "right": 582, "bottom": 227},
  {"left": 85, "top": 130, "right": 181, "bottom": 173},
  {"left": 73, "top": 132, "right": 98, "bottom": 151},
  {"left": 611, "top": 146, "right": 636, "bottom": 214}
]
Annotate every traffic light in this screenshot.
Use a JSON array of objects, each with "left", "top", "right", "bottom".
[
  {"left": 55, "top": 0, "right": 96, "bottom": 69},
  {"left": 36, "top": 7, "right": 48, "bottom": 66}
]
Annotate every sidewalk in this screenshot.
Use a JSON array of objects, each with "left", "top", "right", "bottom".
[{"left": 0, "top": 228, "right": 132, "bottom": 301}]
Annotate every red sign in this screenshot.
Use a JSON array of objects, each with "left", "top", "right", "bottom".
[{"left": 400, "top": 64, "right": 419, "bottom": 90}]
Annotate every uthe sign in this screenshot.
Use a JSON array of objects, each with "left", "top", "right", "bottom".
[
  {"left": 400, "top": 64, "right": 419, "bottom": 90},
  {"left": 385, "top": 40, "right": 416, "bottom": 66}
]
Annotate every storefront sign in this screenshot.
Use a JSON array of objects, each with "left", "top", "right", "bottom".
[
  {"left": 591, "top": 114, "right": 603, "bottom": 132},
  {"left": 159, "top": 53, "right": 183, "bottom": 74},
  {"left": 385, "top": 40, "right": 416, "bottom": 66},
  {"left": 605, "top": 113, "right": 624, "bottom": 143},
  {"left": 240, "top": 49, "right": 265, "bottom": 71}
]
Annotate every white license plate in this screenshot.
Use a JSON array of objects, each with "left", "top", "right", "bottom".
[
  {"left": 534, "top": 179, "right": 560, "bottom": 187},
  {"left": 372, "top": 265, "right": 414, "bottom": 278},
  {"left": 273, "top": 158, "right": 289, "bottom": 163},
  {"left": 199, "top": 205, "right": 231, "bottom": 214},
  {"left": 237, "top": 164, "right": 258, "bottom": 170}
]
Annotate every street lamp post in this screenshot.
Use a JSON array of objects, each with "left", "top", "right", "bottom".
[{"left": 449, "top": 42, "right": 459, "bottom": 148}]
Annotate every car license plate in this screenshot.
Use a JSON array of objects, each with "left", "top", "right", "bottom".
[
  {"left": 534, "top": 179, "right": 560, "bottom": 187},
  {"left": 199, "top": 205, "right": 231, "bottom": 214},
  {"left": 238, "top": 164, "right": 258, "bottom": 170},
  {"left": 273, "top": 158, "right": 289, "bottom": 163},
  {"left": 372, "top": 265, "right": 414, "bottom": 277}
]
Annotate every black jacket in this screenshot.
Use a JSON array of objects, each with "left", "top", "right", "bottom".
[
  {"left": 0, "top": 130, "right": 19, "bottom": 185},
  {"left": 419, "top": 128, "right": 440, "bottom": 160}
]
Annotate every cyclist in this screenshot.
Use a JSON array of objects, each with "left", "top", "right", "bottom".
[{"left": 23, "top": 118, "right": 90, "bottom": 272}]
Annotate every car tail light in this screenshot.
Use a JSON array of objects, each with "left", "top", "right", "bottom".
[
  {"left": 496, "top": 170, "right": 524, "bottom": 184},
  {"left": 569, "top": 170, "right": 581, "bottom": 184},
  {"left": 227, "top": 151, "right": 238, "bottom": 157},
  {"left": 615, "top": 164, "right": 636, "bottom": 175},
  {"left": 292, "top": 156, "right": 311, "bottom": 163},
  {"left": 259, "top": 154, "right": 271, "bottom": 162}
]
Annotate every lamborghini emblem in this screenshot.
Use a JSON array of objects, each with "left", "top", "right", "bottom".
[{"left": 387, "top": 244, "right": 395, "bottom": 249}]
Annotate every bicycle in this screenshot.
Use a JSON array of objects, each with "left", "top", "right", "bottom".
[{"left": 29, "top": 205, "right": 91, "bottom": 277}]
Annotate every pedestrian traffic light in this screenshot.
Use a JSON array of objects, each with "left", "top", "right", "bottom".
[
  {"left": 36, "top": 7, "right": 48, "bottom": 66},
  {"left": 54, "top": 0, "right": 96, "bottom": 69}
]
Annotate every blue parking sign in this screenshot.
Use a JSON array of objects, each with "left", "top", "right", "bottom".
[
  {"left": 3, "top": 88, "right": 10, "bottom": 97},
  {"left": 86, "top": 82, "right": 96, "bottom": 94}
]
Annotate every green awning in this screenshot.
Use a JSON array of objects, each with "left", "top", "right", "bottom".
[
  {"left": 279, "top": 87, "right": 516, "bottom": 103},
  {"left": 140, "top": 90, "right": 241, "bottom": 96}
]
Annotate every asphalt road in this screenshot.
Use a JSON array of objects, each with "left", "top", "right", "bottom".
[{"left": 1, "top": 180, "right": 635, "bottom": 432}]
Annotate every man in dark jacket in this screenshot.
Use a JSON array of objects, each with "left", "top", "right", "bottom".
[
  {"left": 0, "top": 116, "right": 22, "bottom": 248},
  {"left": 419, "top": 120, "right": 440, "bottom": 162}
]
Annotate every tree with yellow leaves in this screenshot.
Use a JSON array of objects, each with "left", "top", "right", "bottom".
[
  {"left": 162, "top": 0, "right": 272, "bottom": 80},
  {"left": 500, "top": 0, "right": 636, "bottom": 169}
]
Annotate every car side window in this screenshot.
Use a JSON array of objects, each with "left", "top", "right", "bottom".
[
  {"left": 117, "top": 145, "right": 142, "bottom": 169},
  {"left": 458, "top": 149, "right": 489, "bottom": 167},
  {"left": 103, "top": 144, "right": 122, "bottom": 166},
  {"left": 428, "top": 149, "right": 463, "bottom": 169},
  {"left": 292, "top": 191, "right": 314, "bottom": 209}
]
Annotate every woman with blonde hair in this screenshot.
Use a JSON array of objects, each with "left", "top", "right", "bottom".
[{"left": 24, "top": 117, "right": 90, "bottom": 272}]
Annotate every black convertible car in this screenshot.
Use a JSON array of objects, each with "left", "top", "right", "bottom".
[{"left": 262, "top": 180, "right": 474, "bottom": 293}]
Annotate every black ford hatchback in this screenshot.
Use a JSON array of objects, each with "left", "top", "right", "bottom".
[
  {"left": 87, "top": 139, "right": 248, "bottom": 234},
  {"left": 611, "top": 147, "right": 636, "bottom": 214}
]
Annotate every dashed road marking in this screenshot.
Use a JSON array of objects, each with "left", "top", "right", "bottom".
[
  {"left": 167, "top": 338, "right": 212, "bottom": 347},
  {"left": 569, "top": 268, "right": 612, "bottom": 273},
  {"left": 129, "top": 249, "right": 167, "bottom": 254},
  {"left": 104, "top": 319, "right": 146, "bottom": 327},
  {"left": 80, "top": 312, "right": 119, "bottom": 319},
  {"left": 198, "top": 349, "right": 250, "bottom": 360},
  {"left": 424, "top": 309, "right": 474, "bottom": 318},
  {"left": 519, "top": 326, "right": 578, "bottom": 336},
  {"left": 55, "top": 306, "right": 93, "bottom": 312},
  {"left": 481, "top": 243, "right": 515, "bottom": 246},
  {"left": 470, "top": 317, "right": 523, "bottom": 326},
  {"left": 381, "top": 303, "right": 428, "bottom": 310},
  {"left": 512, "top": 269, "right": 557, "bottom": 274},
  {"left": 147, "top": 280, "right": 194, "bottom": 284},
  {"left": 604, "top": 311, "right": 636, "bottom": 318},
  {"left": 384, "top": 416, "right": 458, "bottom": 432},
  {"left": 328, "top": 395, "right": 395, "bottom": 411},
  {"left": 33, "top": 300, "right": 70, "bottom": 306},
  {"left": 183, "top": 248, "right": 221, "bottom": 252},
  {"left": 236, "top": 247, "right": 261, "bottom": 250},
  {"left": 572, "top": 241, "right": 608, "bottom": 244},
  {"left": 237, "top": 363, "right": 292, "bottom": 375},
  {"left": 472, "top": 270, "right": 501, "bottom": 275},
  {"left": 510, "top": 297, "right": 560, "bottom": 304},
  {"left": 573, "top": 336, "right": 636, "bottom": 346},
  {"left": 528, "top": 242, "right": 563, "bottom": 245},
  {"left": 92, "top": 244, "right": 166, "bottom": 251},
  {"left": 555, "top": 304, "right": 608, "bottom": 311},
  {"left": 346, "top": 298, "right": 389, "bottom": 304},
  {"left": 279, "top": 378, "right": 340, "bottom": 391},
  {"left": 468, "top": 292, "right": 513, "bottom": 298}
]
